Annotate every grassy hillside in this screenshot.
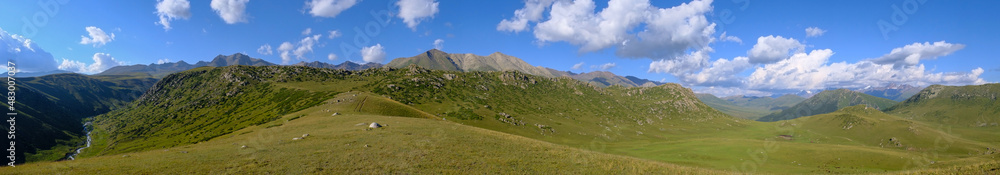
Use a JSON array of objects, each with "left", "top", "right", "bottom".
[
  {"left": 757, "top": 89, "right": 898, "bottom": 122},
  {"left": 14, "top": 65, "right": 995, "bottom": 174},
  {"left": 885, "top": 83, "right": 1000, "bottom": 145},
  {"left": 87, "top": 66, "right": 338, "bottom": 155},
  {"left": 0, "top": 73, "right": 156, "bottom": 163},
  {"left": 6, "top": 92, "right": 732, "bottom": 174}
]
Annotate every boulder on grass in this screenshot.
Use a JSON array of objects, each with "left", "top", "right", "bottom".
[{"left": 369, "top": 122, "right": 382, "bottom": 129}]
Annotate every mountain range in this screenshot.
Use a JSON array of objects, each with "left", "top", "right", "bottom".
[
  {"left": 386, "top": 49, "right": 662, "bottom": 87},
  {"left": 756, "top": 89, "right": 899, "bottom": 122}
]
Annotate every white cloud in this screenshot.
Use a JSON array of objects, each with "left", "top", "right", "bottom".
[
  {"left": 302, "top": 28, "right": 312, "bottom": 35},
  {"left": 397, "top": 0, "right": 440, "bottom": 30},
  {"left": 328, "top": 53, "right": 338, "bottom": 61},
  {"left": 276, "top": 34, "right": 323, "bottom": 64},
  {"left": 156, "top": 0, "right": 192, "bottom": 31},
  {"left": 720, "top": 31, "right": 741, "bottom": 44},
  {"left": 211, "top": 0, "right": 250, "bottom": 24},
  {"left": 520, "top": 0, "right": 716, "bottom": 62},
  {"left": 747, "top": 48, "right": 986, "bottom": 90},
  {"left": 805, "top": 27, "right": 826, "bottom": 37},
  {"left": 293, "top": 35, "right": 322, "bottom": 60},
  {"left": 257, "top": 44, "right": 273, "bottom": 55},
  {"left": 871, "top": 41, "right": 965, "bottom": 67},
  {"left": 328, "top": 30, "right": 342, "bottom": 39},
  {"left": 433, "top": 39, "right": 444, "bottom": 50},
  {"left": 80, "top": 26, "right": 115, "bottom": 47},
  {"left": 157, "top": 58, "right": 171, "bottom": 64},
  {"left": 648, "top": 47, "right": 711, "bottom": 75},
  {"left": 307, "top": 0, "right": 359, "bottom": 18},
  {"left": 679, "top": 56, "right": 751, "bottom": 86},
  {"left": 0, "top": 28, "right": 59, "bottom": 72},
  {"left": 571, "top": 62, "right": 585, "bottom": 70},
  {"left": 278, "top": 42, "right": 294, "bottom": 64},
  {"left": 747, "top": 35, "right": 804, "bottom": 64},
  {"left": 361, "top": 44, "right": 386, "bottom": 63},
  {"left": 595, "top": 62, "right": 616, "bottom": 70},
  {"left": 497, "top": 0, "right": 556, "bottom": 32},
  {"left": 58, "top": 53, "right": 123, "bottom": 74}
]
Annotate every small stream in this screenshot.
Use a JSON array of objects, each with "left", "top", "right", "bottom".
[{"left": 65, "top": 122, "right": 92, "bottom": 160}]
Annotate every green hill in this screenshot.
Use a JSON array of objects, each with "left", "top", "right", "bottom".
[
  {"left": 887, "top": 84, "right": 1000, "bottom": 127},
  {"left": 885, "top": 83, "right": 1000, "bottom": 145},
  {"left": 6, "top": 93, "right": 730, "bottom": 174},
  {"left": 10, "top": 65, "right": 998, "bottom": 174},
  {"left": 757, "top": 89, "right": 898, "bottom": 122},
  {"left": 0, "top": 73, "right": 156, "bottom": 163}
]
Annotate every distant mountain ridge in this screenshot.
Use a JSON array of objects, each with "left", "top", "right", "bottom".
[
  {"left": 756, "top": 89, "right": 898, "bottom": 122},
  {"left": 696, "top": 94, "right": 805, "bottom": 120},
  {"left": 99, "top": 53, "right": 379, "bottom": 78},
  {"left": 854, "top": 83, "right": 923, "bottom": 101},
  {"left": 386, "top": 49, "right": 662, "bottom": 87},
  {"left": 292, "top": 61, "right": 383, "bottom": 70}
]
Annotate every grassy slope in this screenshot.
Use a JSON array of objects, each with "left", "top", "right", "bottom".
[
  {"left": 4, "top": 92, "right": 730, "bottom": 174},
  {"left": 12, "top": 66, "right": 997, "bottom": 174},
  {"left": 0, "top": 73, "right": 156, "bottom": 163},
  {"left": 758, "top": 89, "right": 898, "bottom": 122},
  {"left": 885, "top": 83, "right": 1000, "bottom": 146}
]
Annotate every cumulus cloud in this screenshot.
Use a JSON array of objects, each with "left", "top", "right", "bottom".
[
  {"left": 294, "top": 35, "right": 322, "bottom": 59},
  {"left": 257, "top": 44, "right": 273, "bottom": 55},
  {"left": 80, "top": 26, "right": 115, "bottom": 47},
  {"left": 433, "top": 39, "right": 444, "bottom": 50},
  {"left": 871, "top": 41, "right": 965, "bottom": 68},
  {"left": 58, "top": 53, "right": 123, "bottom": 74},
  {"left": 720, "top": 31, "right": 741, "bottom": 43},
  {"left": 211, "top": 0, "right": 250, "bottom": 24},
  {"left": 361, "top": 44, "right": 386, "bottom": 63},
  {"left": 680, "top": 56, "right": 751, "bottom": 86},
  {"left": 597, "top": 63, "right": 616, "bottom": 70},
  {"left": 307, "top": 0, "right": 359, "bottom": 18},
  {"left": 328, "top": 30, "right": 342, "bottom": 39},
  {"left": 648, "top": 48, "right": 711, "bottom": 75},
  {"left": 515, "top": 0, "right": 715, "bottom": 64},
  {"left": 497, "top": 0, "right": 555, "bottom": 32},
  {"left": 805, "top": 27, "right": 826, "bottom": 37},
  {"left": 156, "top": 0, "right": 192, "bottom": 31},
  {"left": 302, "top": 28, "right": 312, "bottom": 35},
  {"left": 157, "top": 58, "right": 171, "bottom": 64},
  {"left": 397, "top": 0, "right": 440, "bottom": 30},
  {"left": 747, "top": 35, "right": 804, "bottom": 64},
  {"left": 747, "top": 49, "right": 986, "bottom": 90},
  {"left": 328, "top": 53, "right": 338, "bottom": 61},
  {"left": 571, "top": 62, "right": 584, "bottom": 70},
  {"left": 277, "top": 42, "right": 294, "bottom": 64},
  {"left": 0, "top": 28, "right": 59, "bottom": 73},
  {"left": 277, "top": 35, "right": 323, "bottom": 64}
]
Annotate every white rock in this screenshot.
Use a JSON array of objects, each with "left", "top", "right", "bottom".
[{"left": 369, "top": 122, "right": 382, "bottom": 128}]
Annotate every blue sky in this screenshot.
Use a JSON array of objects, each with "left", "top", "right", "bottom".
[{"left": 1, "top": 0, "right": 997, "bottom": 96}]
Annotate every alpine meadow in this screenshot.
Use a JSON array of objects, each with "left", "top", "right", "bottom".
[{"left": 2, "top": 0, "right": 999, "bottom": 174}]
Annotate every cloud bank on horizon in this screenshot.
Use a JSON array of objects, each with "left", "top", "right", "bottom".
[
  {"left": 498, "top": 0, "right": 987, "bottom": 96},
  {"left": 1, "top": 0, "right": 995, "bottom": 97}
]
